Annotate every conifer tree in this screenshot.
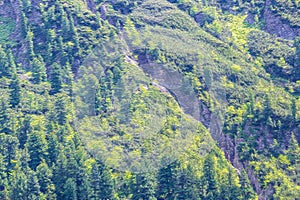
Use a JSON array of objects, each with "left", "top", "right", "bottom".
[
  {"left": 6, "top": 49, "right": 17, "bottom": 79},
  {"left": 0, "top": 97, "right": 13, "bottom": 134},
  {"left": 27, "top": 130, "right": 48, "bottom": 170},
  {"left": 156, "top": 160, "right": 180, "bottom": 199},
  {"left": 90, "top": 161, "right": 114, "bottom": 200},
  {"left": 20, "top": 11, "right": 28, "bottom": 38},
  {"left": 47, "top": 130, "right": 60, "bottom": 165},
  {"left": 32, "top": 56, "right": 47, "bottom": 84},
  {"left": 0, "top": 133, "right": 19, "bottom": 172},
  {"left": 0, "top": 154, "right": 9, "bottom": 200},
  {"left": 50, "top": 62, "right": 62, "bottom": 94},
  {"left": 239, "top": 169, "right": 257, "bottom": 200},
  {"left": 132, "top": 172, "right": 157, "bottom": 200},
  {"left": 9, "top": 75, "right": 21, "bottom": 108},
  {"left": 53, "top": 146, "right": 68, "bottom": 199},
  {"left": 200, "top": 154, "right": 219, "bottom": 200},
  {"left": 27, "top": 169, "right": 42, "bottom": 200},
  {"left": 10, "top": 168, "right": 27, "bottom": 200},
  {"left": 64, "top": 178, "right": 77, "bottom": 200},
  {"left": 36, "top": 161, "right": 56, "bottom": 199},
  {"left": 26, "top": 30, "right": 35, "bottom": 60},
  {"left": 0, "top": 45, "right": 9, "bottom": 78}
]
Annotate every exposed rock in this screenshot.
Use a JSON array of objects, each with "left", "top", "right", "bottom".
[{"left": 263, "top": 0, "right": 300, "bottom": 40}]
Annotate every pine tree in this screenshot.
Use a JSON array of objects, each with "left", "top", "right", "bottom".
[
  {"left": 132, "top": 172, "right": 157, "bottom": 200},
  {"left": 0, "top": 154, "right": 9, "bottom": 200},
  {"left": 26, "top": 30, "right": 35, "bottom": 60},
  {"left": 90, "top": 161, "right": 114, "bottom": 200},
  {"left": 291, "top": 98, "right": 297, "bottom": 121},
  {"left": 200, "top": 154, "right": 219, "bottom": 200},
  {"left": 53, "top": 146, "right": 68, "bottom": 200},
  {"left": 0, "top": 133, "right": 19, "bottom": 172},
  {"left": 36, "top": 160, "right": 54, "bottom": 195},
  {"left": 6, "top": 49, "right": 17, "bottom": 79},
  {"left": 63, "top": 62, "right": 74, "bottom": 96},
  {"left": 27, "top": 169, "right": 42, "bottom": 200},
  {"left": 32, "top": 56, "right": 47, "bottom": 84},
  {"left": 10, "top": 168, "right": 28, "bottom": 200},
  {"left": 27, "top": 130, "right": 48, "bottom": 170},
  {"left": 0, "top": 45, "right": 9, "bottom": 78},
  {"left": 47, "top": 130, "right": 59, "bottom": 165},
  {"left": 0, "top": 96, "right": 13, "bottom": 134},
  {"left": 20, "top": 11, "right": 28, "bottom": 38},
  {"left": 73, "top": 146, "right": 91, "bottom": 200},
  {"left": 239, "top": 169, "right": 257, "bottom": 200},
  {"left": 285, "top": 133, "right": 300, "bottom": 165},
  {"left": 175, "top": 165, "right": 199, "bottom": 200},
  {"left": 64, "top": 178, "right": 77, "bottom": 200},
  {"left": 50, "top": 62, "right": 62, "bottom": 94},
  {"left": 295, "top": 37, "right": 300, "bottom": 66},
  {"left": 9, "top": 75, "right": 21, "bottom": 108},
  {"left": 18, "top": 115, "right": 32, "bottom": 149},
  {"left": 53, "top": 93, "right": 70, "bottom": 125},
  {"left": 219, "top": 167, "right": 240, "bottom": 200},
  {"left": 156, "top": 160, "right": 180, "bottom": 199}
]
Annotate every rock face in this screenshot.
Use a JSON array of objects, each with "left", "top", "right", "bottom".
[
  {"left": 262, "top": 0, "right": 300, "bottom": 40},
  {"left": 215, "top": 0, "right": 300, "bottom": 40}
]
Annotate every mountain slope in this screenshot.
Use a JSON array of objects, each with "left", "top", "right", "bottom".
[{"left": 0, "top": 0, "right": 299, "bottom": 199}]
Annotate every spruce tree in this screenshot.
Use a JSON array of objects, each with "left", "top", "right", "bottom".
[
  {"left": 36, "top": 161, "right": 56, "bottom": 199},
  {"left": 32, "top": 56, "right": 47, "bottom": 84},
  {"left": 27, "top": 169, "right": 42, "bottom": 200},
  {"left": 10, "top": 168, "right": 28, "bottom": 200},
  {"left": 239, "top": 169, "right": 257, "bottom": 200},
  {"left": 50, "top": 62, "right": 62, "bottom": 94},
  {"left": 9, "top": 75, "right": 21, "bottom": 108},
  {"left": 0, "top": 45, "right": 9, "bottom": 78},
  {"left": 64, "top": 178, "right": 77, "bottom": 200},
  {"left": 200, "top": 154, "right": 219, "bottom": 200},
  {"left": 53, "top": 146, "right": 68, "bottom": 200},
  {"left": 27, "top": 130, "right": 48, "bottom": 170},
  {"left": 132, "top": 172, "right": 157, "bottom": 200},
  {"left": 0, "top": 154, "right": 9, "bottom": 200},
  {"left": 0, "top": 96, "right": 13, "bottom": 134},
  {"left": 90, "top": 161, "right": 114, "bottom": 200},
  {"left": 156, "top": 160, "right": 179, "bottom": 199}
]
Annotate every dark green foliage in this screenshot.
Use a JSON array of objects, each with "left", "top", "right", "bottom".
[
  {"left": 18, "top": 115, "right": 32, "bottom": 149},
  {"left": 32, "top": 56, "right": 47, "bottom": 84},
  {"left": 64, "top": 178, "right": 77, "bottom": 200},
  {"left": 27, "top": 130, "right": 48, "bottom": 170},
  {"left": 200, "top": 154, "right": 219, "bottom": 200},
  {"left": 132, "top": 172, "right": 157, "bottom": 200},
  {"left": 9, "top": 75, "right": 21, "bottom": 108},
  {"left": 156, "top": 161, "right": 179, "bottom": 199},
  {"left": 50, "top": 62, "right": 62, "bottom": 94},
  {"left": 239, "top": 169, "right": 257, "bottom": 200},
  {"left": 90, "top": 161, "right": 114, "bottom": 200},
  {"left": 0, "top": 45, "right": 9, "bottom": 78},
  {"left": 27, "top": 169, "right": 42, "bottom": 200},
  {"left": 36, "top": 161, "right": 56, "bottom": 199}
]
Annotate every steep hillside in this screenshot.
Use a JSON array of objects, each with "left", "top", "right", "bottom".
[{"left": 0, "top": 0, "right": 299, "bottom": 199}]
